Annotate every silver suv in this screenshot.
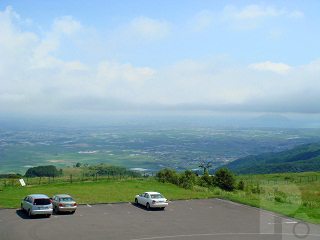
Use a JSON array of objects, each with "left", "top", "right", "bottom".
[{"left": 21, "top": 194, "right": 53, "bottom": 218}]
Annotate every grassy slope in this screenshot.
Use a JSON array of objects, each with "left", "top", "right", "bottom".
[
  {"left": 234, "top": 172, "right": 320, "bottom": 224},
  {"left": 0, "top": 179, "right": 216, "bottom": 209},
  {"left": 226, "top": 195, "right": 320, "bottom": 225}
]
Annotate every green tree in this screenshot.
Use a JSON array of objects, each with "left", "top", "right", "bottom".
[
  {"left": 213, "top": 168, "right": 235, "bottom": 191},
  {"left": 25, "top": 165, "right": 61, "bottom": 178},
  {"left": 199, "top": 171, "right": 212, "bottom": 187},
  {"left": 87, "top": 164, "right": 141, "bottom": 178},
  {"left": 179, "top": 170, "right": 196, "bottom": 189},
  {"left": 75, "top": 162, "right": 81, "bottom": 168},
  {"left": 156, "top": 168, "right": 179, "bottom": 185},
  {"left": 237, "top": 178, "right": 245, "bottom": 190}
]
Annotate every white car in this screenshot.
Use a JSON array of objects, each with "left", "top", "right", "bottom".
[
  {"left": 21, "top": 194, "right": 53, "bottom": 218},
  {"left": 135, "top": 192, "right": 168, "bottom": 210}
]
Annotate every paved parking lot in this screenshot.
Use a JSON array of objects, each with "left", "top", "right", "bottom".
[{"left": 0, "top": 199, "right": 319, "bottom": 240}]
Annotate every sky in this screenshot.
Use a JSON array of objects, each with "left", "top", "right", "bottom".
[{"left": 1, "top": 0, "right": 320, "bottom": 117}]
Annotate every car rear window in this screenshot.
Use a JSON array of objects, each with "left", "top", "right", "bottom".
[
  {"left": 34, "top": 198, "right": 51, "bottom": 205},
  {"left": 151, "top": 194, "right": 164, "bottom": 199},
  {"left": 60, "top": 197, "right": 74, "bottom": 202}
]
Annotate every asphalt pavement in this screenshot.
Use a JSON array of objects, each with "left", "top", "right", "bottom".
[{"left": 0, "top": 198, "right": 319, "bottom": 240}]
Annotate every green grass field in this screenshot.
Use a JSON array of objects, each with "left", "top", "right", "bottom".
[{"left": 0, "top": 179, "right": 217, "bottom": 208}]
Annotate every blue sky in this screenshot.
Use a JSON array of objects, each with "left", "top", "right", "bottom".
[{"left": 1, "top": 0, "right": 320, "bottom": 116}]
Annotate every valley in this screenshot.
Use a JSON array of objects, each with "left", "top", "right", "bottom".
[{"left": 1, "top": 117, "right": 320, "bottom": 174}]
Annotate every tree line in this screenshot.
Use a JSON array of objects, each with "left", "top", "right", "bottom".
[
  {"left": 5, "top": 164, "right": 244, "bottom": 193},
  {"left": 156, "top": 168, "right": 245, "bottom": 191},
  {"left": 0, "top": 173, "right": 23, "bottom": 179},
  {"left": 23, "top": 164, "right": 142, "bottom": 178},
  {"left": 25, "top": 165, "right": 63, "bottom": 178}
]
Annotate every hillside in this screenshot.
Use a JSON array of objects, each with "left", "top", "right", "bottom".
[
  {"left": 250, "top": 113, "right": 290, "bottom": 122},
  {"left": 218, "top": 142, "right": 320, "bottom": 174}
]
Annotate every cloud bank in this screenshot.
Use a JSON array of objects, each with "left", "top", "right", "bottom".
[{"left": 0, "top": 4, "right": 319, "bottom": 115}]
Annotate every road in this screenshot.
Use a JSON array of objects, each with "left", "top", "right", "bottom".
[{"left": 0, "top": 199, "right": 319, "bottom": 240}]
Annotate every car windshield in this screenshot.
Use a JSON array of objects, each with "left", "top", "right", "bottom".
[
  {"left": 34, "top": 198, "right": 51, "bottom": 205},
  {"left": 151, "top": 194, "right": 164, "bottom": 199},
  {"left": 60, "top": 197, "right": 74, "bottom": 202}
]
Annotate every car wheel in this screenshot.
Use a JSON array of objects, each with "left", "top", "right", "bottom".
[
  {"left": 135, "top": 198, "right": 139, "bottom": 205},
  {"left": 71, "top": 211, "right": 75, "bottom": 214},
  {"left": 21, "top": 204, "right": 24, "bottom": 211},
  {"left": 54, "top": 207, "right": 58, "bottom": 214},
  {"left": 161, "top": 207, "right": 165, "bottom": 210},
  {"left": 146, "top": 203, "right": 151, "bottom": 210},
  {"left": 46, "top": 214, "right": 51, "bottom": 218},
  {"left": 28, "top": 209, "right": 32, "bottom": 218}
]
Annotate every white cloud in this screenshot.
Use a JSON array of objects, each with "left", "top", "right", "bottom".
[
  {"left": 188, "top": 10, "right": 215, "bottom": 32},
  {"left": 303, "top": 58, "right": 320, "bottom": 72},
  {"left": 52, "top": 16, "right": 81, "bottom": 35},
  {"left": 222, "top": 4, "right": 304, "bottom": 30},
  {"left": 120, "top": 16, "right": 170, "bottom": 42},
  {"left": 0, "top": 6, "right": 319, "bottom": 114},
  {"left": 231, "top": 4, "right": 282, "bottom": 19},
  {"left": 248, "top": 61, "right": 292, "bottom": 74},
  {"left": 64, "top": 61, "right": 88, "bottom": 72},
  {"left": 0, "top": 6, "right": 37, "bottom": 64},
  {"left": 0, "top": 6, "right": 20, "bottom": 22},
  {"left": 30, "top": 16, "right": 82, "bottom": 69},
  {"left": 97, "top": 61, "right": 155, "bottom": 85}
]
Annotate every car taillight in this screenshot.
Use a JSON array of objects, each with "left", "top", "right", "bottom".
[
  {"left": 59, "top": 203, "right": 63, "bottom": 207},
  {"left": 50, "top": 199, "right": 52, "bottom": 204},
  {"left": 166, "top": 199, "right": 169, "bottom": 203},
  {"left": 152, "top": 200, "right": 157, "bottom": 203},
  {"left": 33, "top": 200, "right": 35, "bottom": 205},
  {"left": 74, "top": 203, "right": 77, "bottom": 206}
]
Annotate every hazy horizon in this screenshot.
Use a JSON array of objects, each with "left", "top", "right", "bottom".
[{"left": 2, "top": 111, "right": 320, "bottom": 129}]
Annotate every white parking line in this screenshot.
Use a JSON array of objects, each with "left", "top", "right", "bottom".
[
  {"left": 268, "top": 222, "right": 297, "bottom": 225},
  {"left": 87, "top": 204, "right": 91, "bottom": 208}
]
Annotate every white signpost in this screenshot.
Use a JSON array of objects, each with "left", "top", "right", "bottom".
[{"left": 19, "top": 179, "right": 26, "bottom": 187}]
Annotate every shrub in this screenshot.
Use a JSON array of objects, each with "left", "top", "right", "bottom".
[
  {"left": 238, "top": 178, "right": 245, "bottom": 190},
  {"left": 213, "top": 168, "right": 235, "bottom": 191},
  {"left": 200, "top": 171, "right": 213, "bottom": 187},
  {"left": 192, "top": 185, "right": 209, "bottom": 192},
  {"left": 156, "top": 168, "right": 179, "bottom": 185},
  {"left": 179, "top": 170, "right": 196, "bottom": 189}
]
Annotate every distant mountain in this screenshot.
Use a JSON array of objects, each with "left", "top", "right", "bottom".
[
  {"left": 251, "top": 113, "right": 290, "bottom": 122},
  {"left": 237, "top": 113, "right": 292, "bottom": 128},
  {"left": 217, "top": 142, "right": 320, "bottom": 174}
]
